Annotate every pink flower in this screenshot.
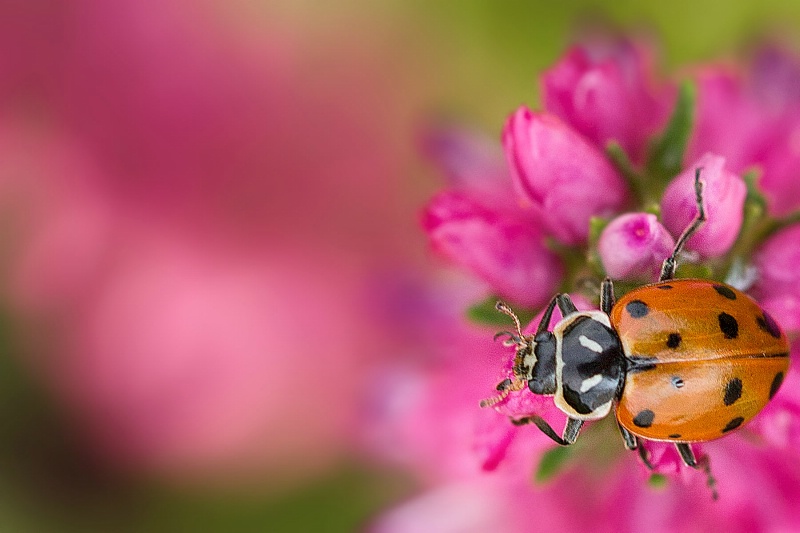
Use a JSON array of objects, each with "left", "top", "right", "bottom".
[
  {"left": 750, "top": 45, "right": 800, "bottom": 114},
  {"left": 370, "top": 477, "right": 581, "bottom": 533},
  {"left": 688, "top": 57, "right": 800, "bottom": 217},
  {"left": 661, "top": 153, "right": 746, "bottom": 258},
  {"left": 752, "top": 223, "right": 800, "bottom": 300},
  {"left": 687, "top": 69, "right": 769, "bottom": 175},
  {"left": 503, "top": 108, "right": 630, "bottom": 245},
  {"left": 752, "top": 223, "right": 800, "bottom": 332},
  {"left": 598, "top": 213, "right": 675, "bottom": 280},
  {"left": 422, "top": 192, "right": 563, "bottom": 308},
  {"left": 543, "top": 39, "right": 673, "bottom": 163},
  {"left": 750, "top": 360, "right": 800, "bottom": 450}
]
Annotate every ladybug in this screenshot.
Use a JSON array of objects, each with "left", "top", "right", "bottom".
[{"left": 481, "top": 169, "right": 790, "bottom": 493}]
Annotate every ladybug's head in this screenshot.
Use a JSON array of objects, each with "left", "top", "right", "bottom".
[{"left": 480, "top": 302, "right": 558, "bottom": 408}]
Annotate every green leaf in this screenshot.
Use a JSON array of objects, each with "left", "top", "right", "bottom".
[
  {"left": 586, "top": 216, "right": 610, "bottom": 278},
  {"left": 534, "top": 446, "right": 573, "bottom": 484},
  {"left": 742, "top": 168, "right": 767, "bottom": 214},
  {"left": 646, "top": 80, "right": 697, "bottom": 192},
  {"left": 606, "top": 140, "right": 644, "bottom": 202},
  {"left": 675, "top": 262, "right": 715, "bottom": 280},
  {"left": 588, "top": 216, "right": 610, "bottom": 247},
  {"left": 466, "top": 296, "right": 534, "bottom": 327},
  {"left": 648, "top": 473, "right": 668, "bottom": 490},
  {"left": 720, "top": 167, "right": 774, "bottom": 281}
]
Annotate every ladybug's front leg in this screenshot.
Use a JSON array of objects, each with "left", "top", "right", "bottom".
[{"left": 511, "top": 415, "right": 584, "bottom": 446}]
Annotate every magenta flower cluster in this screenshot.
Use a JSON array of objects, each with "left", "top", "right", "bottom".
[{"left": 374, "top": 37, "right": 800, "bottom": 532}]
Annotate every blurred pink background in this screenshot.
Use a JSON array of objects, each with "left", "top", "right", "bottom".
[{"left": 0, "top": 0, "right": 439, "bottom": 501}]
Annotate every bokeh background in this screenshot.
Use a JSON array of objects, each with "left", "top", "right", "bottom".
[{"left": 1, "top": 1, "right": 800, "bottom": 531}]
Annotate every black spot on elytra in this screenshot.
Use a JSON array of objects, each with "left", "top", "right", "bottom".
[
  {"left": 669, "top": 433, "right": 682, "bottom": 439},
  {"left": 666, "top": 333, "right": 682, "bottom": 349},
  {"left": 718, "top": 312, "right": 739, "bottom": 339},
  {"left": 657, "top": 284, "right": 673, "bottom": 290},
  {"left": 757, "top": 312, "right": 782, "bottom": 339},
  {"left": 713, "top": 284, "right": 737, "bottom": 300},
  {"left": 770, "top": 371, "right": 785, "bottom": 400},
  {"left": 633, "top": 409, "right": 655, "bottom": 428},
  {"left": 722, "top": 416, "right": 745, "bottom": 433},
  {"left": 626, "top": 300, "right": 649, "bottom": 318},
  {"left": 671, "top": 376, "right": 684, "bottom": 389},
  {"left": 724, "top": 378, "right": 743, "bottom": 406}
]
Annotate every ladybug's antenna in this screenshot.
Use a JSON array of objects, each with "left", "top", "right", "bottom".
[
  {"left": 495, "top": 301, "right": 523, "bottom": 339},
  {"left": 481, "top": 302, "right": 528, "bottom": 409},
  {"left": 479, "top": 377, "right": 525, "bottom": 408},
  {"left": 660, "top": 168, "right": 706, "bottom": 281}
]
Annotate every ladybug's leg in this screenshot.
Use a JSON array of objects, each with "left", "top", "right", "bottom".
[
  {"left": 676, "top": 443, "right": 718, "bottom": 500},
  {"left": 659, "top": 168, "right": 706, "bottom": 282},
  {"left": 512, "top": 415, "right": 584, "bottom": 446},
  {"left": 617, "top": 425, "right": 654, "bottom": 469},
  {"left": 556, "top": 294, "right": 578, "bottom": 316},
  {"left": 600, "top": 278, "right": 615, "bottom": 315},
  {"left": 535, "top": 295, "right": 560, "bottom": 335}
]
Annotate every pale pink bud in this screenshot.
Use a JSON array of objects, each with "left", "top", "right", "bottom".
[
  {"left": 660, "top": 153, "right": 746, "bottom": 258},
  {"left": 542, "top": 40, "right": 672, "bottom": 163},
  {"left": 598, "top": 213, "right": 675, "bottom": 281},
  {"left": 503, "top": 108, "right": 629, "bottom": 245},
  {"left": 422, "top": 192, "right": 562, "bottom": 308}
]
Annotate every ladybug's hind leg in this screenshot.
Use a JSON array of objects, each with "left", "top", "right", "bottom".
[
  {"left": 512, "top": 415, "right": 584, "bottom": 446},
  {"left": 676, "top": 443, "right": 718, "bottom": 500},
  {"left": 618, "top": 423, "right": 654, "bottom": 469},
  {"left": 660, "top": 168, "right": 706, "bottom": 282}
]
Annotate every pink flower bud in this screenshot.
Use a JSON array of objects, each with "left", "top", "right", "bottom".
[
  {"left": 503, "top": 108, "right": 629, "bottom": 245},
  {"left": 660, "top": 153, "right": 746, "bottom": 258},
  {"left": 422, "top": 192, "right": 562, "bottom": 308},
  {"left": 542, "top": 40, "right": 672, "bottom": 163},
  {"left": 598, "top": 213, "right": 675, "bottom": 281}
]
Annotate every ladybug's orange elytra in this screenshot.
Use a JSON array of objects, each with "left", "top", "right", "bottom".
[{"left": 612, "top": 279, "right": 789, "bottom": 443}]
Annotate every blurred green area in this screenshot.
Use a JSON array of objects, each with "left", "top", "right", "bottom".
[
  {"left": 5, "top": 1, "right": 800, "bottom": 532},
  {"left": 410, "top": 0, "right": 800, "bottom": 131}
]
